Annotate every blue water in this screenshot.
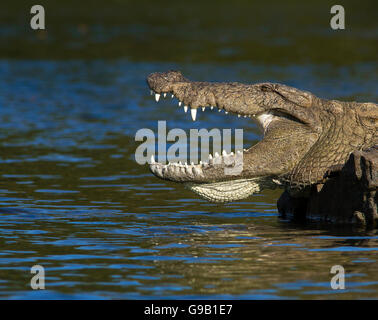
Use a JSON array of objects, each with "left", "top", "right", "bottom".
[{"left": 0, "top": 60, "right": 377, "bottom": 299}]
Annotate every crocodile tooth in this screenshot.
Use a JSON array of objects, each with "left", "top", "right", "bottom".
[
  {"left": 163, "top": 93, "right": 167, "bottom": 98},
  {"left": 179, "top": 101, "right": 182, "bottom": 107},
  {"left": 218, "top": 109, "right": 222, "bottom": 112},
  {"left": 244, "top": 115, "right": 247, "bottom": 118},
  {"left": 190, "top": 108, "right": 197, "bottom": 121},
  {"left": 151, "top": 155, "right": 155, "bottom": 164},
  {"left": 193, "top": 166, "right": 202, "bottom": 175},
  {"left": 211, "top": 106, "right": 214, "bottom": 110},
  {"left": 238, "top": 114, "right": 241, "bottom": 118},
  {"left": 202, "top": 107, "right": 205, "bottom": 111},
  {"left": 237, "top": 150, "right": 242, "bottom": 155},
  {"left": 208, "top": 154, "right": 213, "bottom": 160},
  {"left": 191, "top": 162, "right": 194, "bottom": 166},
  {"left": 184, "top": 106, "right": 188, "bottom": 113},
  {"left": 214, "top": 152, "right": 219, "bottom": 158},
  {"left": 225, "top": 111, "right": 228, "bottom": 114},
  {"left": 230, "top": 152, "right": 234, "bottom": 156},
  {"left": 155, "top": 93, "right": 160, "bottom": 102},
  {"left": 150, "top": 90, "right": 153, "bottom": 95},
  {"left": 155, "top": 166, "right": 162, "bottom": 176},
  {"left": 199, "top": 160, "right": 202, "bottom": 165},
  {"left": 171, "top": 94, "right": 174, "bottom": 98},
  {"left": 222, "top": 150, "right": 227, "bottom": 156}
]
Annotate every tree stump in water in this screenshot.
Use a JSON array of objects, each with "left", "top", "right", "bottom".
[{"left": 277, "top": 146, "right": 378, "bottom": 227}]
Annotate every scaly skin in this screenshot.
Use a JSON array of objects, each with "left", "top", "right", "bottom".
[{"left": 146, "top": 71, "right": 378, "bottom": 202}]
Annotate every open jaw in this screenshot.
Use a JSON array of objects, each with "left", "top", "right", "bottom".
[
  {"left": 148, "top": 105, "right": 277, "bottom": 203},
  {"left": 146, "top": 71, "right": 319, "bottom": 203},
  {"left": 148, "top": 109, "right": 277, "bottom": 202}
]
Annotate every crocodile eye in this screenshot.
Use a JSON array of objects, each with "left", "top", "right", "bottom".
[{"left": 260, "top": 85, "right": 271, "bottom": 92}]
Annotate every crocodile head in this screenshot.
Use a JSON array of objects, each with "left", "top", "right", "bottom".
[{"left": 146, "top": 71, "right": 377, "bottom": 203}]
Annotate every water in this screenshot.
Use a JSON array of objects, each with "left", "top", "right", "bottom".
[
  {"left": 0, "top": 0, "right": 377, "bottom": 299},
  {"left": 0, "top": 60, "right": 377, "bottom": 299}
]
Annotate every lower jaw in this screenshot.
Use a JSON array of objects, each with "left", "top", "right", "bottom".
[{"left": 184, "top": 177, "right": 277, "bottom": 203}]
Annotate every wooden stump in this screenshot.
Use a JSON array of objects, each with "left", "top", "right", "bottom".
[{"left": 278, "top": 146, "right": 378, "bottom": 227}]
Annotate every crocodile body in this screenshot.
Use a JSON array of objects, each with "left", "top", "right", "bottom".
[{"left": 146, "top": 71, "right": 378, "bottom": 218}]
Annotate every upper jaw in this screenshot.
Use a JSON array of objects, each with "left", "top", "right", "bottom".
[
  {"left": 147, "top": 70, "right": 187, "bottom": 93},
  {"left": 147, "top": 71, "right": 265, "bottom": 121},
  {"left": 149, "top": 85, "right": 264, "bottom": 122}
]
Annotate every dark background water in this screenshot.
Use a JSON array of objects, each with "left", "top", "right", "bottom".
[{"left": 0, "top": 0, "right": 377, "bottom": 299}]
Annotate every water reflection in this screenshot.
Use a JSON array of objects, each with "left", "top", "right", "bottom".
[{"left": 0, "top": 60, "right": 377, "bottom": 299}]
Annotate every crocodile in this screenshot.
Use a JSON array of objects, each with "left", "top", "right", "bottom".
[{"left": 146, "top": 71, "right": 378, "bottom": 218}]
